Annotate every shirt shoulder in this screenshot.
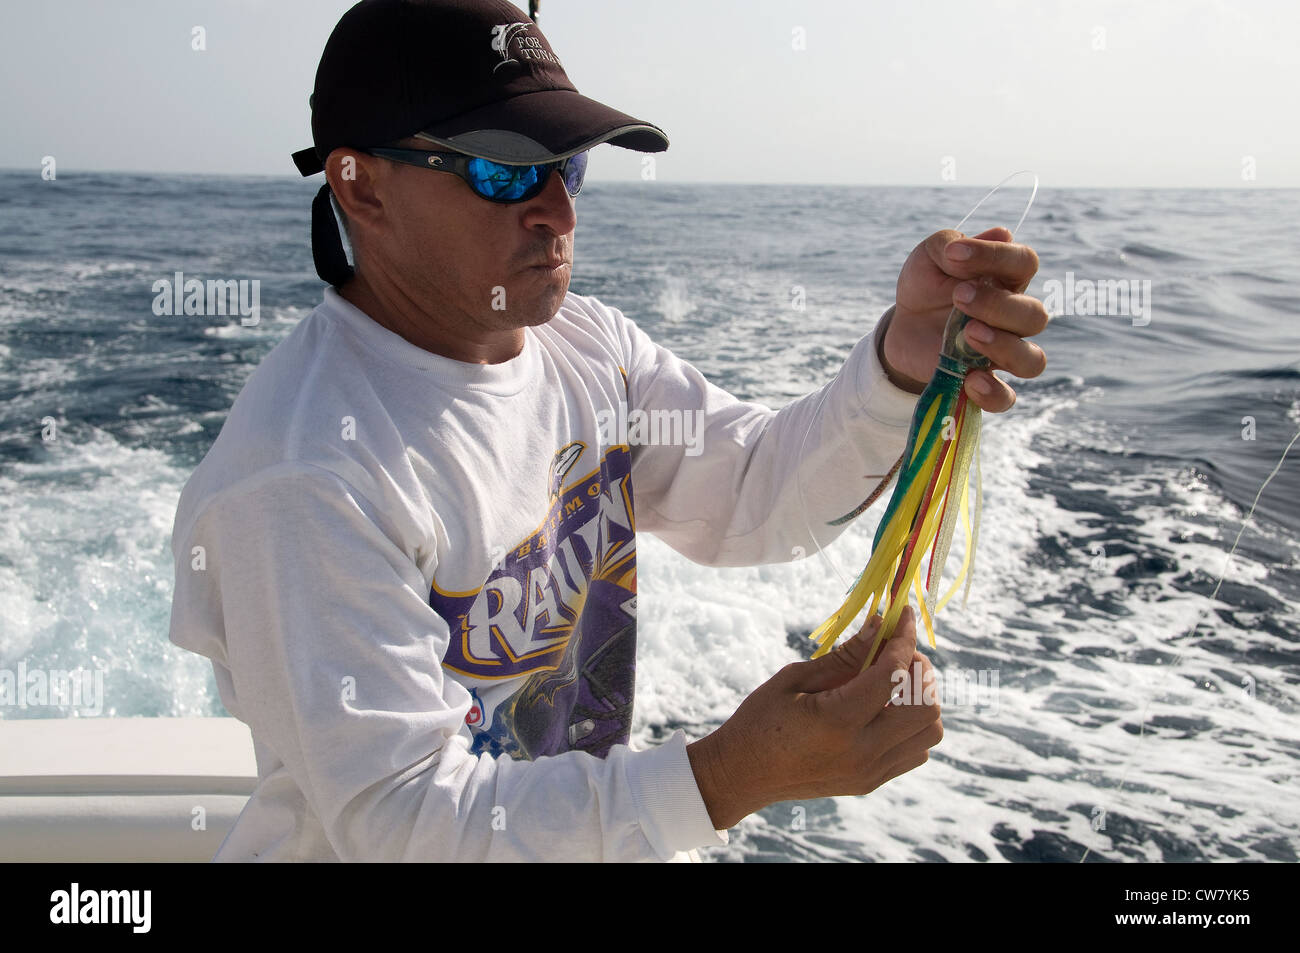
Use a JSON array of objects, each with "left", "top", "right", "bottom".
[
  {"left": 173, "top": 296, "right": 421, "bottom": 548},
  {"left": 546, "top": 291, "right": 670, "bottom": 390}
]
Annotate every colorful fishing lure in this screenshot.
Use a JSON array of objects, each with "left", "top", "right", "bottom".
[
  {"left": 803, "top": 172, "right": 1039, "bottom": 667},
  {"left": 808, "top": 304, "right": 988, "bottom": 666}
]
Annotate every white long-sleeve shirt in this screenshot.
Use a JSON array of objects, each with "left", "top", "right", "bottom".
[{"left": 167, "top": 286, "right": 920, "bottom": 861}]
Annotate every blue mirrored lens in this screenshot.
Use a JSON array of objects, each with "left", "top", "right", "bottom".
[
  {"left": 467, "top": 158, "right": 540, "bottom": 201},
  {"left": 464, "top": 153, "right": 586, "bottom": 202},
  {"left": 561, "top": 152, "right": 587, "bottom": 196}
]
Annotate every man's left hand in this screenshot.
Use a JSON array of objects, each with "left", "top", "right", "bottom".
[{"left": 882, "top": 227, "right": 1049, "bottom": 413}]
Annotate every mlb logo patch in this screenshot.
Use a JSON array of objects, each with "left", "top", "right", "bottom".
[{"left": 465, "top": 690, "right": 486, "bottom": 729}]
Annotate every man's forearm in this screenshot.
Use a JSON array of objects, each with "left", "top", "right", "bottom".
[{"left": 621, "top": 302, "right": 923, "bottom": 568}]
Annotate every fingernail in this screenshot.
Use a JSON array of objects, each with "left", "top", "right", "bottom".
[
  {"left": 969, "top": 374, "right": 991, "bottom": 396},
  {"left": 965, "top": 320, "right": 993, "bottom": 343},
  {"left": 954, "top": 282, "right": 977, "bottom": 304},
  {"left": 946, "top": 243, "right": 973, "bottom": 261}
]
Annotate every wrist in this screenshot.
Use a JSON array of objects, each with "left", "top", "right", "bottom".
[
  {"left": 686, "top": 732, "right": 753, "bottom": 831},
  {"left": 876, "top": 306, "right": 927, "bottom": 395}
]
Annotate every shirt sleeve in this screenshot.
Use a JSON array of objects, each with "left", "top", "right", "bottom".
[
  {"left": 168, "top": 462, "right": 725, "bottom": 861},
  {"left": 612, "top": 305, "right": 923, "bottom": 567}
]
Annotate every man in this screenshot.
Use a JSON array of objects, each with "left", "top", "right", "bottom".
[{"left": 169, "top": 0, "right": 1048, "bottom": 861}]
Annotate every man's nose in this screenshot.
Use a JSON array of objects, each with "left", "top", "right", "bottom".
[{"left": 521, "top": 166, "right": 577, "bottom": 235}]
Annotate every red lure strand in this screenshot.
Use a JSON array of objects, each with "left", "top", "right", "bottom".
[
  {"left": 889, "top": 422, "right": 956, "bottom": 603},
  {"left": 926, "top": 390, "right": 968, "bottom": 591}
]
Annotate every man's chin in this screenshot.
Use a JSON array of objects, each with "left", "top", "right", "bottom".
[
  {"left": 519, "top": 282, "right": 569, "bottom": 325},
  {"left": 486, "top": 270, "right": 570, "bottom": 327}
]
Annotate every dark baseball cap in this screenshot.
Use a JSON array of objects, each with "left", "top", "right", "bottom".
[{"left": 292, "top": 0, "right": 669, "bottom": 285}]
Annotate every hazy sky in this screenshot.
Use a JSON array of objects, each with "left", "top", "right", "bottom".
[{"left": 1, "top": 0, "right": 1295, "bottom": 186}]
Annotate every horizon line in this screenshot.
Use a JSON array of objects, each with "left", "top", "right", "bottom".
[{"left": 1, "top": 167, "right": 1295, "bottom": 191}]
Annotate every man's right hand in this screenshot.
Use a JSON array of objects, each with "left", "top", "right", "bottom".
[{"left": 685, "top": 606, "right": 943, "bottom": 831}]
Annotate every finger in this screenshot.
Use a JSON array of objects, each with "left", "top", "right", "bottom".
[
  {"left": 873, "top": 717, "right": 945, "bottom": 780},
  {"left": 790, "top": 613, "right": 886, "bottom": 694},
  {"left": 869, "top": 604, "right": 917, "bottom": 673},
  {"left": 881, "top": 646, "right": 942, "bottom": 704},
  {"left": 886, "top": 650, "right": 942, "bottom": 713},
  {"left": 812, "top": 606, "right": 918, "bottom": 723},
  {"left": 964, "top": 368, "right": 1016, "bottom": 413},
  {"left": 942, "top": 237, "right": 1040, "bottom": 292},
  {"left": 875, "top": 701, "right": 943, "bottom": 759},
  {"left": 959, "top": 323, "right": 1047, "bottom": 386},
  {"left": 953, "top": 285, "right": 1050, "bottom": 340},
  {"left": 881, "top": 712, "right": 944, "bottom": 759}
]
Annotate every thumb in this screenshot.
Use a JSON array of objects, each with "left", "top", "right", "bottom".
[
  {"left": 811, "top": 606, "right": 921, "bottom": 723},
  {"left": 787, "top": 614, "right": 886, "bottom": 694}
]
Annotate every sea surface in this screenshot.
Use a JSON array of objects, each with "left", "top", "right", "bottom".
[{"left": 1, "top": 170, "right": 1297, "bottom": 863}]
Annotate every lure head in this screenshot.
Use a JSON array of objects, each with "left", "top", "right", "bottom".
[{"left": 938, "top": 306, "right": 993, "bottom": 378}]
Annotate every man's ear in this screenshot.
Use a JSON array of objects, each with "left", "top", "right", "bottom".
[{"left": 325, "top": 148, "right": 385, "bottom": 231}]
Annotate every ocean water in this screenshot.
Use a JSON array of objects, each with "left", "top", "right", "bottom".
[{"left": 1, "top": 170, "right": 1297, "bottom": 863}]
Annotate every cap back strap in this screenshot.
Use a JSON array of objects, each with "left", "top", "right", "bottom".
[{"left": 311, "top": 183, "right": 355, "bottom": 288}]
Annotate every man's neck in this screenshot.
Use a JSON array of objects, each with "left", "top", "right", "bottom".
[{"left": 338, "top": 273, "right": 526, "bottom": 365}]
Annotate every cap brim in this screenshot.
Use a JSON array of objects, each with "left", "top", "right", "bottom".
[
  {"left": 414, "top": 88, "right": 668, "bottom": 163},
  {"left": 291, "top": 89, "right": 667, "bottom": 174}
]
